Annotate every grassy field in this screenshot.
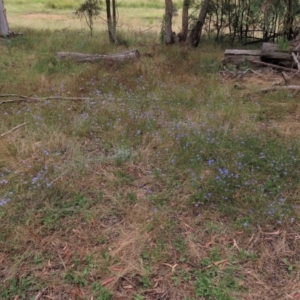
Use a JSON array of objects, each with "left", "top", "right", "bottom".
[
  {"left": 6, "top": 0, "right": 182, "bottom": 32},
  {"left": 1, "top": 1, "right": 300, "bottom": 299}
]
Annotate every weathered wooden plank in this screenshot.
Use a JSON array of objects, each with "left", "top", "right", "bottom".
[
  {"left": 57, "top": 50, "right": 140, "bottom": 62},
  {"left": 224, "top": 49, "right": 261, "bottom": 56},
  {"left": 222, "top": 55, "right": 259, "bottom": 65}
]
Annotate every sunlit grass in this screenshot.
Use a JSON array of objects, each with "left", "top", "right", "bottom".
[{"left": 6, "top": 0, "right": 182, "bottom": 32}]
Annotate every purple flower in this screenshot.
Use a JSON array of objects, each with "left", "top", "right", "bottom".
[
  {"left": 0, "top": 198, "right": 11, "bottom": 206},
  {"left": 208, "top": 159, "right": 215, "bottom": 166}
]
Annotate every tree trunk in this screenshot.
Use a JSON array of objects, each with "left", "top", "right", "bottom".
[
  {"left": 112, "top": 0, "right": 117, "bottom": 37},
  {"left": 188, "top": 0, "right": 211, "bottom": 47},
  {"left": 179, "top": 0, "right": 190, "bottom": 42},
  {"left": 0, "top": 0, "right": 10, "bottom": 36},
  {"left": 106, "top": 0, "right": 117, "bottom": 43},
  {"left": 165, "top": 0, "right": 173, "bottom": 44},
  {"left": 284, "top": 0, "right": 294, "bottom": 40}
]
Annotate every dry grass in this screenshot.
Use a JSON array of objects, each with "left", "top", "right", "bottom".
[{"left": 6, "top": 5, "right": 181, "bottom": 33}]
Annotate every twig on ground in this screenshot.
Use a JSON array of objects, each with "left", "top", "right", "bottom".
[
  {"left": 121, "top": 276, "right": 137, "bottom": 288},
  {"left": 0, "top": 122, "right": 27, "bottom": 137},
  {"left": 288, "top": 70, "right": 300, "bottom": 79},
  {"left": 58, "top": 253, "right": 67, "bottom": 270},
  {"left": 281, "top": 72, "right": 289, "bottom": 85},
  {"left": 34, "top": 287, "right": 48, "bottom": 300},
  {"left": 248, "top": 60, "right": 298, "bottom": 73},
  {"left": 248, "top": 227, "right": 262, "bottom": 251},
  {"left": 236, "top": 68, "right": 263, "bottom": 80},
  {"left": 0, "top": 94, "right": 102, "bottom": 104},
  {"left": 101, "top": 277, "right": 115, "bottom": 286},
  {"left": 261, "top": 85, "right": 300, "bottom": 93},
  {"left": 274, "top": 70, "right": 300, "bottom": 86},
  {"left": 162, "top": 263, "right": 178, "bottom": 273},
  {"left": 233, "top": 239, "right": 240, "bottom": 251}
]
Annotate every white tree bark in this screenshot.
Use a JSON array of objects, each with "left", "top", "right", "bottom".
[{"left": 0, "top": 0, "right": 10, "bottom": 36}]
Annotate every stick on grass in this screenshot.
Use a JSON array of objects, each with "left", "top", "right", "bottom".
[
  {"left": 0, "top": 122, "right": 27, "bottom": 137},
  {"left": 0, "top": 94, "right": 103, "bottom": 104}
]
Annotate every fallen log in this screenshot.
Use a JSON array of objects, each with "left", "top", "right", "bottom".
[
  {"left": 224, "top": 49, "right": 261, "bottom": 56},
  {"left": 261, "top": 43, "right": 292, "bottom": 67},
  {"left": 57, "top": 49, "right": 140, "bottom": 63},
  {"left": 222, "top": 49, "right": 261, "bottom": 65}
]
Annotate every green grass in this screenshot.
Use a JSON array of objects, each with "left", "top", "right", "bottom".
[
  {"left": 1, "top": 10, "right": 300, "bottom": 299},
  {"left": 5, "top": 0, "right": 182, "bottom": 32}
]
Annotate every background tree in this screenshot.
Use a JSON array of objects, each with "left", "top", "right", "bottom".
[
  {"left": 188, "top": 0, "right": 211, "bottom": 46},
  {"left": 188, "top": 0, "right": 300, "bottom": 44},
  {"left": 75, "top": 0, "right": 102, "bottom": 37},
  {"left": 0, "top": 0, "right": 10, "bottom": 36},
  {"left": 165, "top": 0, "right": 174, "bottom": 43},
  {"left": 106, "top": 0, "right": 117, "bottom": 43},
  {"left": 179, "top": 0, "right": 191, "bottom": 42}
]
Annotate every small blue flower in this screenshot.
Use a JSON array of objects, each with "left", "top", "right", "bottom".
[{"left": 208, "top": 159, "right": 215, "bottom": 166}]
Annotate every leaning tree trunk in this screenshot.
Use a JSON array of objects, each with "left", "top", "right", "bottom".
[
  {"left": 165, "top": 0, "right": 173, "bottom": 44},
  {"left": 188, "top": 0, "right": 211, "bottom": 47},
  {"left": 0, "top": 0, "right": 10, "bottom": 36},
  {"left": 179, "top": 0, "right": 190, "bottom": 42}
]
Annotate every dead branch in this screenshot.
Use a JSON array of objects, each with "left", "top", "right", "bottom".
[
  {"left": 34, "top": 287, "right": 48, "bottom": 300},
  {"left": 248, "top": 60, "right": 298, "bottom": 73},
  {"left": 261, "top": 85, "right": 300, "bottom": 93},
  {"left": 281, "top": 72, "right": 289, "bottom": 85},
  {"left": 1, "top": 122, "right": 27, "bottom": 137},
  {"left": 0, "top": 94, "right": 102, "bottom": 104},
  {"left": 236, "top": 68, "right": 263, "bottom": 79},
  {"left": 275, "top": 70, "right": 300, "bottom": 86},
  {"left": 248, "top": 227, "right": 262, "bottom": 251},
  {"left": 292, "top": 52, "right": 300, "bottom": 70}
]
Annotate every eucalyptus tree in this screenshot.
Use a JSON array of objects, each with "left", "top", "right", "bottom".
[
  {"left": 179, "top": 0, "right": 191, "bottom": 42},
  {"left": 0, "top": 0, "right": 10, "bottom": 36},
  {"left": 165, "top": 0, "right": 174, "bottom": 43},
  {"left": 188, "top": 0, "right": 211, "bottom": 46},
  {"left": 105, "top": 0, "right": 117, "bottom": 43}
]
